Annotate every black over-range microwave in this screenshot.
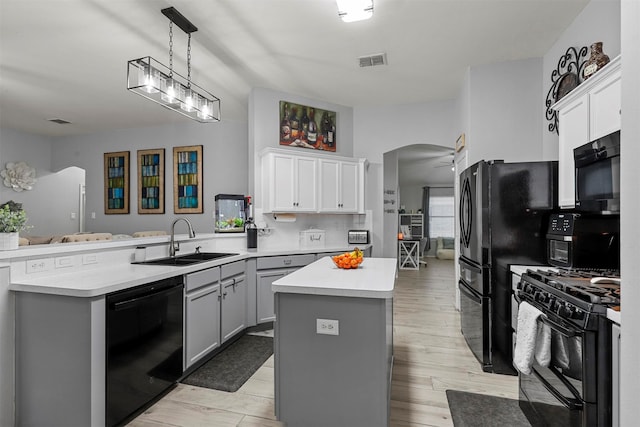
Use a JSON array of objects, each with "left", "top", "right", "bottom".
[{"left": 573, "top": 130, "right": 620, "bottom": 213}]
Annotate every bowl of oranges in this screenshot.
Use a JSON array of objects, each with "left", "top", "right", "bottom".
[{"left": 332, "top": 248, "right": 364, "bottom": 269}]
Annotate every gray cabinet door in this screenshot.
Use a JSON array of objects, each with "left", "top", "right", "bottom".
[
  {"left": 221, "top": 274, "right": 247, "bottom": 343},
  {"left": 256, "top": 269, "right": 288, "bottom": 323},
  {"left": 184, "top": 283, "right": 220, "bottom": 369}
]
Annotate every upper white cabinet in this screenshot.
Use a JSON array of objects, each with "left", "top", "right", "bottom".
[
  {"left": 261, "top": 148, "right": 366, "bottom": 214},
  {"left": 318, "top": 159, "right": 364, "bottom": 213},
  {"left": 265, "top": 152, "right": 318, "bottom": 212},
  {"left": 552, "top": 55, "right": 621, "bottom": 209}
]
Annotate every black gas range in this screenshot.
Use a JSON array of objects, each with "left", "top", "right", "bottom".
[
  {"left": 516, "top": 267, "right": 619, "bottom": 426},
  {"left": 518, "top": 268, "right": 620, "bottom": 329}
]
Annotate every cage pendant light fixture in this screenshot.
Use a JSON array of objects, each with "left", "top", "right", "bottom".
[{"left": 127, "top": 7, "right": 220, "bottom": 122}]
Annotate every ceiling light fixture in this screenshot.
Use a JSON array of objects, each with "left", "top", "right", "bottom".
[
  {"left": 127, "top": 7, "right": 220, "bottom": 123},
  {"left": 336, "top": 0, "right": 373, "bottom": 22}
]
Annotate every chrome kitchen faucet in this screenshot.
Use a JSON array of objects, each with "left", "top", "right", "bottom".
[{"left": 170, "top": 217, "right": 196, "bottom": 257}]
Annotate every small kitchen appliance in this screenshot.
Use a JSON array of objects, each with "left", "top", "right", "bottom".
[
  {"left": 546, "top": 212, "right": 619, "bottom": 269},
  {"left": 573, "top": 130, "right": 620, "bottom": 214},
  {"left": 348, "top": 230, "right": 369, "bottom": 245}
]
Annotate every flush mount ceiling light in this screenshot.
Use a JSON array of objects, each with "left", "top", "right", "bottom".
[
  {"left": 127, "top": 7, "right": 220, "bottom": 123},
  {"left": 336, "top": 0, "right": 373, "bottom": 22}
]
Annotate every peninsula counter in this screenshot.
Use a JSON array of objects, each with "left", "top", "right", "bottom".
[{"left": 272, "top": 256, "right": 397, "bottom": 427}]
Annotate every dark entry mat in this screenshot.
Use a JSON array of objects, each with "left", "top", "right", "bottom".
[
  {"left": 446, "top": 389, "right": 532, "bottom": 427},
  {"left": 181, "top": 335, "right": 273, "bottom": 392}
]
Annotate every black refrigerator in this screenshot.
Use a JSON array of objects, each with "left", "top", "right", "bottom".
[{"left": 458, "top": 160, "right": 557, "bottom": 374}]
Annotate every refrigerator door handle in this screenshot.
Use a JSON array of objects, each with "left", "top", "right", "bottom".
[
  {"left": 458, "top": 256, "right": 482, "bottom": 273},
  {"left": 458, "top": 280, "right": 482, "bottom": 303}
]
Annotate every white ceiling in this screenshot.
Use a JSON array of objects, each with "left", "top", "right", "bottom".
[
  {"left": 397, "top": 144, "right": 455, "bottom": 187},
  {"left": 0, "top": 0, "right": 589, "bottom": 139}
]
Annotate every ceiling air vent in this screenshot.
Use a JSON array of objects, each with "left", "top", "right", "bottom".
[
  {"left": 48, "top": 118, "right": 71, "bottom": 124},
  {"left": 358, "top": 53, "right": 387, "bottom": 67}
]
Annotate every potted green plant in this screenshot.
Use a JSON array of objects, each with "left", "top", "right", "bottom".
[{"left": 0, "top": 200, "right": 29, "bottom": 250}]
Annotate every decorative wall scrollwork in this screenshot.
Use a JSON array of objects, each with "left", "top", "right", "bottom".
[{"left": 546, "top": 46, "right": 589, "bottom": 134}]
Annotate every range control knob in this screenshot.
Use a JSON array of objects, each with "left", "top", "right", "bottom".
[{"left": 557, "top": 303, "right": 572, "bottom": 317}]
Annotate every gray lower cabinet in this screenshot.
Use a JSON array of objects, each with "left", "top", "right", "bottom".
[
  {"left": 184, "top": 267, "right": 221, "bottom": 370},
  {"left": 256, "top": 254, "right": 316, "bottom": 324},
  {"left": 184, "top": 261, "right": 248, "bottom": 370},
  {"left": 257, "top": 269, "right": 289, "bottom": 323},
  {"left": 221, "top": 261, "right": 247, "bottom": 343}
]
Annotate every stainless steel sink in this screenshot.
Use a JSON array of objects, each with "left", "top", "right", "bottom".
[{"left": 134, "top": 252, "right": 238, "bottom": 266}]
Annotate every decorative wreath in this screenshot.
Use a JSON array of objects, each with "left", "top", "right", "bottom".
[{"left": 1, "top": 162, "right": 37, "bottom": 192}]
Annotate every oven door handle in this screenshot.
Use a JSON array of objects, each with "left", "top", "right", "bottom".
[
  {"left": 532, "top": 368, "right": 584, "bottom": 410},
  {"left": 539, "top": 315, "right": 579, "bottom": 338},
  {"left": 548, "top": 365, "right": 583, "bottom": 401}
]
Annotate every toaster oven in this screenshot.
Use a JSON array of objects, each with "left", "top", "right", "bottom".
[{"left": 348, "top": 230, "right": 369, "bottom": 245}]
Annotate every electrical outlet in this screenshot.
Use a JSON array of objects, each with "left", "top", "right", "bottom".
[
  {"left": 316, "top": 318, "right": 339, "bottom": 336},
  {"left": 82, "top": 254, "right": 98, "bottom": 265},
  {"left": 26, "top": 258, "right": 52, "bottom": 274},
  {"left": 55, "top": 256, "right": 75, "bottom": 269}
]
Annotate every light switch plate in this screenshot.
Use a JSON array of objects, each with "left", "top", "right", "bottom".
[{"left": 316, "top": 318, "right": 339, "bottom": 336}]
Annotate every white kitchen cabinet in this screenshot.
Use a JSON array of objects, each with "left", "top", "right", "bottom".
[
  {"left": 612, "top": 321, "right": 621, "bottom": 427},
  {"left": 264, "top": 152, "right": 317, "bottom": 212},
  {"left": 557, "top": 94, "right": 589, "bottom": 208},
  {"left": 589, "top": 69, "right": 622, "bottom": 140},
  {"left": 553, "top": 56, "right": 621, "bottom": 209},
  {"left": 318, "top": 159, "right": 363, "bottom": 213},
  {"left": 184, "top": 267, "right": 221, "bottom": 369},
  {"left": 261, "top": 148, "right": 367, "bottom": 214},
  {"left": 220, "top": 261, "right": 247, "bottom": 343}
]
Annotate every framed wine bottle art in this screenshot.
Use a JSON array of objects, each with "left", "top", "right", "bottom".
[
  {"left": 137, "top": 148, "right": 165, "bottom": 214},
  {"left": 104, "top": 151, "right": 130, "bottom": 214},
  {"left": 279, "top": 101, "right": 337, "bottom": 152},
  {"left": 173, "top": 145, "right": 203, "bottom": 214}
]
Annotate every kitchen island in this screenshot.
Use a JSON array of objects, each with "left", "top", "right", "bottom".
[{"left": 272, "top": 256, "right": 396, "bottom": 427}]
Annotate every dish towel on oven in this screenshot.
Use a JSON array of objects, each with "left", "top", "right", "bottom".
[{"left": 514, "top": 301, "right": 550, "bottom": 374}]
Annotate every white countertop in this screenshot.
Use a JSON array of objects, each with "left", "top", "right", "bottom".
[
  {"left": 9, "top": 254, "right": 248, "bottom": 298},
  {"left": 272, "top": 256, "right": 397, "bottom": 299},
  {"left": 7, "top": 243, "right": 372, "bottom": 298}
]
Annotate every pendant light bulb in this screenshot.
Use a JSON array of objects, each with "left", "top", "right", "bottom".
[
  {"left": 143, "top": 67, "right": 160, "bottom": 94},
  {"left": 181, "top": 89, "right": 194, "bottom": 112}
]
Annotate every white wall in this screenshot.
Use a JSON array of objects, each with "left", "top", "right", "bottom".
[
  {"left": 382, "top": 150, "right": 399, "bottom": 259},
  {"left": 354, "top": 101, "right": 455, "bottom": 165},
  {"left": 466, "top": 57, "right": 544, "bottom": 165},
  {"left": 619, "top": 0, "right": 639, "bottom": 424},
  {"left": 248, "top": 87, "right": 355, "bottom": 206},
  {"left": 50, "top": 120, "right": 248, "bottom": 235},
  {"left": 0, "top": 128, "right": 84, "bottom": 235},
  {"left": 354, "top": 101, "right": 455, "bottom": 257},
  {"left": 541, "top": 0, "right": 621, "bottom": 160}
]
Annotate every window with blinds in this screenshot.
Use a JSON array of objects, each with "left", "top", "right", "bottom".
[{"left": 429, "top": 195, "right": 454, "bottom": 238}]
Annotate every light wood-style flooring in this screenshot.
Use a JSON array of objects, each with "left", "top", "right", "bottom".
[{"left": 128, "top": 258, "right": 518, "bottom": 427}]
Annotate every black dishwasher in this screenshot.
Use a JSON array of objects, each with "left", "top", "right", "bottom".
[{"left": 106, "top": 276, "right": 184, "bottom": 427}]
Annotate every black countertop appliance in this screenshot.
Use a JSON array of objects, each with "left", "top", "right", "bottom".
[{"left": 458, "top": 159, "right": 558, "bottom": 374}]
